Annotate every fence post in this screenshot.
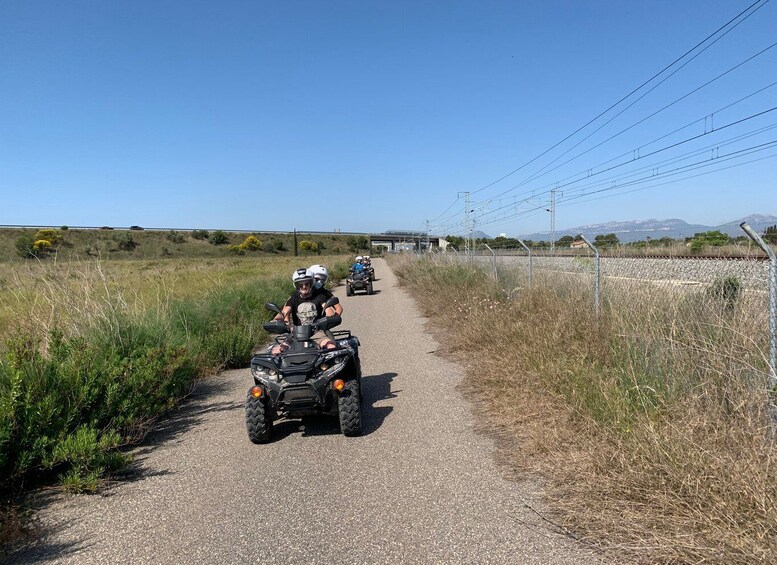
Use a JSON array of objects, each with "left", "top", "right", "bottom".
[
  {"left": 740, "top": 222, "right": 777, "bottom": 389},
  {"left": 579, "top": 234, "right": 600, "bottom": 317},
  {"left": 484, "top": 243, "right": 497, "bottom": 280},
  {"left": 517, "top": 238, "right": 532, "bottom": 288}
]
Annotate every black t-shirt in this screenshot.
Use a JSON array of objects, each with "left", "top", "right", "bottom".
[{"left": 285, "top": 287, "right": 334, "bottom": 325}]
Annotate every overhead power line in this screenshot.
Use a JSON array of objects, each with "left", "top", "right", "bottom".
[
  {"left": 471, "top": 139, "right": 777, "bottom": 230},
  {"left": 476, "top": 41, "right": 777, "bottom": 208},
  {"left": 465, "top": 0, "right": 771, "bottom": 198},
  {"left": 468, "top": 104, "right": 777, "bottom": 224}
]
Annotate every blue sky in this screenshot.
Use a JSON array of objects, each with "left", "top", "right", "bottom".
[{"left": 1, "top": 0, "right": 775, "bottom": 236}]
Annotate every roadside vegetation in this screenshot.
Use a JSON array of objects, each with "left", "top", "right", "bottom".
[
  {"left": 0, "top": 227, "right": 373, "bottom": 262},
  {"left": 0, "top": 254, "right": 350, "bottom": 550},
  {"left": 449, "top": 224, "right": 777, "bottom": 257},
  {"left": 393, "top": 255, "right": 776, "bottom": 564}
]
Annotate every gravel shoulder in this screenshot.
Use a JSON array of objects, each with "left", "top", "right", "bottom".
[{"left": 10, "top": 258, "right": 601, "bottom": 564}]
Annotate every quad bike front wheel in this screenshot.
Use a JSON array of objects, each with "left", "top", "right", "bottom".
[
  {"left": 346, "top": 284, "right": 353, "bottom": 296},
  {"left": 245, "top": 391, "right": 273, "bottom": 443},
  {"left": 367, "top": 281, "right": 373, "bottom": 295},
  {"left": 338, "top": 380, "right": 362, "bottom": 436}
]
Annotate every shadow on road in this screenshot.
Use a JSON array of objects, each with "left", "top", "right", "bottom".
[
  {"left": 361, "top": 372, "right": 397, "bottom": 435},
  {"left": 7, "top": 538, "right": 93, "bottom": 565}
]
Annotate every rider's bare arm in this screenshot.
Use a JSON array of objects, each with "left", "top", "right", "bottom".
[{"left": 274, "top": 305, "right": 292, "bottom": 323}]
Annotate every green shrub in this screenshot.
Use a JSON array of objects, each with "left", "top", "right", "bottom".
[
  {"left": 14, "top": 234, "right": 36, "bottom": 258},
  {"left": 764, "top": 225, "right": 777, "bottom": 244},
  {"left": 191, "top": 229, "right": 209, "bottom": 240},
  {"left": 113, "top": 232, "right": 137, "bottom": 251},
  {"left": 707, "top": 276, "right": 741, "bottom": 312},
  {"left": 209, "top": 230, "right": 229, "bottom": 245},
  {"left": 346, "top": 235, "right": 369, "bottom": 252},
  {"left": 166, "top": 230, "right": 186, "bottom": 244},
  {"left": 0, "top": 276, "right": 293, "bottom": 494},
  {"left": 299, "top": 240, "right": 319, "bottom": 252},
  {"left": 15, "top": 230, "right": 63, "bottom": 258},
  {"left": 690, "top": 230, "right": 730, "bottom": 253}
]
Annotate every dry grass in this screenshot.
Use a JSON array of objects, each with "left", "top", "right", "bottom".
[
  {"left": 392, "top": 255, "right": 777, "bottom": 564},
  {"left": 0, "top": 255, "right": 348, "bottom": 344}
]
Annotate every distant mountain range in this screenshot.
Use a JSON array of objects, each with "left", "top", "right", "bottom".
[{"left": 512, "top": 214, "right": 777, "bottom": 243}]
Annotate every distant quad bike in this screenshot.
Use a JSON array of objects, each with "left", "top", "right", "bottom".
[
  {"left": 245, "top": 299, "right": 363, "bottom": 443},
  {"left": 346, "top": 269, "right": 373, "bottom": 296}
]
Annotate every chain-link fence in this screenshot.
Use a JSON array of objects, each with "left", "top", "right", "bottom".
[{"left": 424, "top": 225, "right": 777, "bottom": 393}]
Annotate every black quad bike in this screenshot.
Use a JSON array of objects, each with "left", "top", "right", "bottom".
[
  {"left": 346, "top": 269, "right": 373, "bottom": 296},
  {"left": 245, "top": 299, "right": 363, "bottom": 443}
]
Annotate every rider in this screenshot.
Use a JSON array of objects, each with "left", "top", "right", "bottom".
[
  {"left": 271, "top": 268, "right": 338, "bottom": 353},
  {"left": 352, "top": 256, "right": 365, "bottom": 274},
  {"left": 308, "top": 264, "right": 343, "bottom": 317}
]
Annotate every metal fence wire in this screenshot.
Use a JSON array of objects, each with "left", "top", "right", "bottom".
[{"left": 425, "top": 226, "right": 777, "bottom": 393}]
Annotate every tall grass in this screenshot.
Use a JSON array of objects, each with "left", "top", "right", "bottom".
[
  {"left": 393, "top": 255, "right": 777, "bottom": 563},
  {"left": 0, "top": 257, "right": 349, "bottom": 498}
]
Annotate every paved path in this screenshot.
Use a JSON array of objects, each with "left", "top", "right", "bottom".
[{"left": 11, "top": 258, "right": 600, "bottom": 564}]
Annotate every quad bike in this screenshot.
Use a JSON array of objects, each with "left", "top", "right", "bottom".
[
  {"left": 346, "top": 269, "right": 373, "bottom": 296},
  {"left": 245, "top": 299, "right": 362, "bottom": 443}
]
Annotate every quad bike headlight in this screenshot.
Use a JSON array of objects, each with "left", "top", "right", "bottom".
[{"left": 252, "top": 366, "right": 279, "bottom": 381}]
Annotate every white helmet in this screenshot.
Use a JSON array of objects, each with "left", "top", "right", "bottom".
[
  {"left": 355, "top": 255, "right": 363, "bottom": 263},
  {"left": 292, "top": 268, "right": 314, "bottom": 298},
  {"left": 364, "top": 255, "right": 370, "bottom": 260},
  {"left": 309, "top": 264, "right": 328, "bottom": 289}
]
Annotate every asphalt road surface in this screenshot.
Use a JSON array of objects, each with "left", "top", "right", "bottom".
[{"left": 12, "top": 258, "right": 600, "bottom": 564}]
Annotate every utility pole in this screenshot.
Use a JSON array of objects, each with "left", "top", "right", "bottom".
[
  {"left": 550, "top": 189, "right": 557, "bottom": 254},
  {"left": 458, "top": 191, "right": 471, "bottom": 258},
  {"left": 425, "top": 220, "right": 430, "bottom": 251}
]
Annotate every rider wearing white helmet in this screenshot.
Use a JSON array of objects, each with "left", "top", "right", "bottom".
[
  {"left": 308, "top": 264, "right": 328, "bottom": 290},
  {"left": 271, "top": 268, "right": 338, "bottom": 352},
  {"left": 309, "top": 264, "right": 342, "bottom": 316}
]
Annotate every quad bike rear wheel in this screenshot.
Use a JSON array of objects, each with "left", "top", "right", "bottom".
[{"left": 245, "top": 391, "right": 273, "bottom": 443}]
